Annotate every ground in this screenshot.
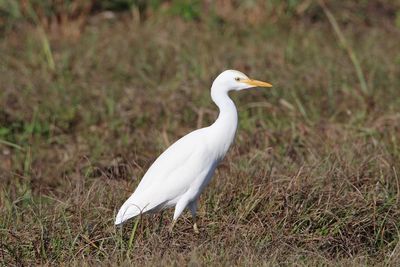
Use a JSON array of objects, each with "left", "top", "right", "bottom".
[{"left": 1, "top": 1, "right": 400, "bottom": 265}]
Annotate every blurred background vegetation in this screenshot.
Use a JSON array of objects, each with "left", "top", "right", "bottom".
[
  {"left": 1, "top": 0, "right": 400, "bottom": 265},
  {"left": 1, "top": 0, "right": 400, "bottom": 33}
]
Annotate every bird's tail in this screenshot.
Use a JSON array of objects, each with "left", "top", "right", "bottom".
[{"left": 114, "top": 202, "right": 142, "bottom": 225}]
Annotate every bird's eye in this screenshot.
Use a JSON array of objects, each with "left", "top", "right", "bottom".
[{"left": 234, "top": 77, "right": 240, "bottom": 81}]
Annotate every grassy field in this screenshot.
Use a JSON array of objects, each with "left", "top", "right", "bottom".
[{"left": 1, "top": 1, "right": 400, "bottom": 265}]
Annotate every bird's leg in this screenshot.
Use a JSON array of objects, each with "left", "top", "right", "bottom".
[
  {"left": 189, "top": 201, "right": 199, "bottom": 234},
  {"left": 170, "top": 198, "right": 189, "bottom": 233},
  {"left": 158, "top": 211, "right": 164, "bottom": 232},
  {"left": 169, "top": 219, "right": 176, "bottom": 233}
]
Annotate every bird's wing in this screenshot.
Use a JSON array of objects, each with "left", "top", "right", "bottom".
[
  {"left": 135, "top": 128, "right": 209, "bottom": 192},
  {"left": 115, "top": 128, "right": 213, "bottom": 224}
]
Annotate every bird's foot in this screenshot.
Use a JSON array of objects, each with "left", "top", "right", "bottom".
[{"left": 193, "top": 223, "right": 199, "bottom": 234}]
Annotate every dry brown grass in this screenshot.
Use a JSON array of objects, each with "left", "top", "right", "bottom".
[{"left": 1, "top": 1, "right": 400, "bottom": 265}]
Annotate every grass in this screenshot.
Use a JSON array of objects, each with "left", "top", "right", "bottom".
[{"left": 1, "top": 1, "right": 400, "bottom": 265}]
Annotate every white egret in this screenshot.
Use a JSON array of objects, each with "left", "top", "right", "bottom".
[{"left": 115, "top": 70, "right": 272, "bottom": 232}]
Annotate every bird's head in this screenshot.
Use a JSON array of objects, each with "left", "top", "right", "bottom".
[{"left": 212, "top": 70, "right": 272, "bottom": 92}]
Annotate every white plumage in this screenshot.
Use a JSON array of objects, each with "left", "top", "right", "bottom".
[{"left": 115, "top": 70, "right": 272, "bottom": 232}]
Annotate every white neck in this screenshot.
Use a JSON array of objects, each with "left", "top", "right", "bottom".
[{"left": 208, "top": 84, "right": 238, "bottom": 156}]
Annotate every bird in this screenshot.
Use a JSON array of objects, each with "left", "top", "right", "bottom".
[{"left": 115, "top": 70, "right": 272, "bottom": 233}]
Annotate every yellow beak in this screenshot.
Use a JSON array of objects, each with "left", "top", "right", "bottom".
[{"left": 241, "top": 79, "right": 272, "bottom": 88}]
